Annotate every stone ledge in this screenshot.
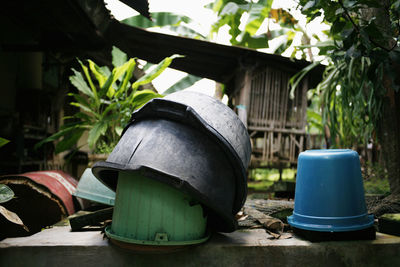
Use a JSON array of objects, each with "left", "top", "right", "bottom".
[{"left": 1, "top": 227, "right": 400, "bottom": 267}]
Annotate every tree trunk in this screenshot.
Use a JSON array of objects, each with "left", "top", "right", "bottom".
[
  {"left": 362, "top": 2, "right": 400, "bottom": 215},
  {"left": 378, "top": 87, "right": 400, "bottom": 196}
]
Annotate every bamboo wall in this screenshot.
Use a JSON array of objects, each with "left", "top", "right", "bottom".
[{"left": 231, "top": 66, "right": 309, "bottom": 167}]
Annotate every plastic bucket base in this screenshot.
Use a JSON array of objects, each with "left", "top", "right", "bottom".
[
  {"left": 108, "top": 171, "right": 209, "bottom": 246},
  {"left": 292, "top": 226, "right": 376, "bottom": 242},
  {"left": 105, "top": 226, "right": 210, "bottom": 248},
  {"left": 287, "top": 213, "right": 374, "bottom": 232}
]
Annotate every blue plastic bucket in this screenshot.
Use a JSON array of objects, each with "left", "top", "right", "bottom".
[{"left": 288, "top": 149, "right": 374, "bottom": 232}]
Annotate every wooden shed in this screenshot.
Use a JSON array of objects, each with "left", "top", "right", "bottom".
[{"left": 229, "top": 64, "right": 310, "bottom": 168}]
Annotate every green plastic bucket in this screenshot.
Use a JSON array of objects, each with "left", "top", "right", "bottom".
[{"left": 105, "top": 171, "right": 209, "bottom": 246}]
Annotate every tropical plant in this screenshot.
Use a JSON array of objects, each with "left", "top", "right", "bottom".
[
  {"left": 290, "top": 0, "right": 400, "bottom": 213},
  {"left": 36, "top": 47, "right": 180, "bottom": 154}
]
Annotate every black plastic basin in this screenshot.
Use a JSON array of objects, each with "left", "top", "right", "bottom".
[{"left": 93, "top": 119, "right": 237, "bottom": 232}]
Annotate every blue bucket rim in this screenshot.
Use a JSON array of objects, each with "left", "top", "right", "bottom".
[{"left": 287, "top": 213, "right": 374, "bottom": 232}]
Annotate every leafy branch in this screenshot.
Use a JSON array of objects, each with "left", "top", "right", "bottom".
[{"left": 337, "top": 0, "right": 395, "bottom": 52}]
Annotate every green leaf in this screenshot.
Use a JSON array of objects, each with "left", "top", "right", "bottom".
[
  {"left": 272, "top": 36, "right": 291, "bottom": 55},
  {"left": 70, "top": 102, "right": 100, "bottom": 119},
  {"left": 115, "top": 126, "right": 123, "bottom": 136},
  {"left": 335, "top": 8, "right": 344, "bottom": 16},
  {"left": 68, "top": 93, "right": 93, "bottom": 110},
  {"left": 0, "top": 184, "right": 14, "bottom": 203},
  {"left": 55, "top": 128, "right": 85, "bottom": 154},
  {"left": 163, "top": 75, "right": 202, "bottom": 94},
  {"left": 35, "top": 122, "right": 90, "bottom": 153},
  {"left": 166, "top": 25, "right": 206, "bottom": 39},
  {"left": 211, "top": 0, "right": 224, "bottom": 12},
  {"left": 100, "top": 66, "right": 111, "bottom": 76},
  {"left": 289, "top": 61, "right": 320, "bottom": 99},
  {"left": 34, "top": 125, "right": 78, "bottom": 150},
  {"left": 220, "top": 2, "right": 240, "bottom": 16},
  {"left": 245, "top": 4, "right": 270, "bottom": 35},
  {"left": 100, "top": 58, "right": 136, "bottom": 99},
  {"left": 154, "top": 12, "right": 192, "bottom": 26},
  {"left": 331, "top": 19, "right": 347, "bottom": 35},
  {"left": 238, "top": 32, "right": 269, "bottom": 49},
  {"left": 364, "top": 20, "right": 385, "bottom": 42},
  {"left": 78, "top": 59, "right": 100, "bottom": 106},
  {"left": 131, "top": 90, "right": 163, "bottom": 109},
  {"left": 0, "top": 137, "right": 10, "bottom": 148},
  {"left": 116, "top": 58, "right": 137, "bottom": 97},
  {"left": 123, "top": 12, "right": 192, "bottom": 28},
  {"left": 112, "top": 46, "right": 128, "bottom": 67},
  {"left": 69, "top": 68, "right": 94, "bottom": 98},
  {"left": 72, "top": 112, "right": 91, "bottom": 121},
  {"left": 122, "top": 15, "right": 156, "bottom": 28},
  {"left": 88, "top": 60, "right": 107, "bottom": 88},
  {"left": 122, "top": 12, "right": 205, "bottom": 39},
  {"left": 346, "top": 45, "right": 361, "bottom": 58},
  {"left": 132, "top": 55, "right": 183, "bottom": 91},
  {"left": 101, "top": 102, "right": 118, "bottom": 118},
  {"left": 88, "top": 121, "right": 108, "bottom": 149},
  {"left": 302, "top": 0, "right": 316, "bottom": 11}
]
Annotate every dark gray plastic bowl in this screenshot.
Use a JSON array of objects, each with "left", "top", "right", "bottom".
[{"left": 93, "top": 119, "right": 237, "bottom": 232}]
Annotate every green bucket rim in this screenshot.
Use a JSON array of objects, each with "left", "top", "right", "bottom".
[{"left": 105, "top": 225, "right": 210, "bottom": 246}]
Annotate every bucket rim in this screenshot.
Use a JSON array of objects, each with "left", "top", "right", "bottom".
[
  {"left": 287, "top": 213, "right": 374, "bottom": 232},
  {"left": 105, "top": 226, "right": 211, "bottom": 246}
]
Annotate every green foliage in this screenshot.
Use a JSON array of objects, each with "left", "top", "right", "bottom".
[
  {"left": 0, "top": 184, "right": 14, "bottom": 204},
  {"left": 209, "top": 0, "right": 309, "bottom": 54},
  {"left": 293, "top": 0, "right": 400, "bottom": 147},
  {"left": 210, "top": 0, "right": 272, "bottom": 48},
  {"left": 163, "top": 75, "right": 202, "bottom": 94},
  {"left": 36, "top": 47, "right": 177, "bottom": 154},
  {"left": 248, "top": 168, "right": 296, "bottom": 192},
  {"left": 122, "top": 12, "right": 205, "bottom": 39},
  {"left": 363, "top": 162, "right": 390, "bottom": 195},
  {"left": 0, "top": 137, "right": 9, "bottom": 148}
]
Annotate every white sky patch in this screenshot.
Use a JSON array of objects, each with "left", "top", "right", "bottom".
[
  {"left": 151, "top": 68, "right": 186, "bottom": 93},
  {"left": 104, "top": 0, "right": 138, "bottom": 20}
]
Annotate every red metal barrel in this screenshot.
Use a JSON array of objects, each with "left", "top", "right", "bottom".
[{"left": 0, "top": 170, "right": 79, "bottom": 238}]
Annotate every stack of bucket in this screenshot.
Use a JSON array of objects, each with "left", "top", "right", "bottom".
[{"left": 92, "top": 91, "right": 251, "bottom": 247}]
